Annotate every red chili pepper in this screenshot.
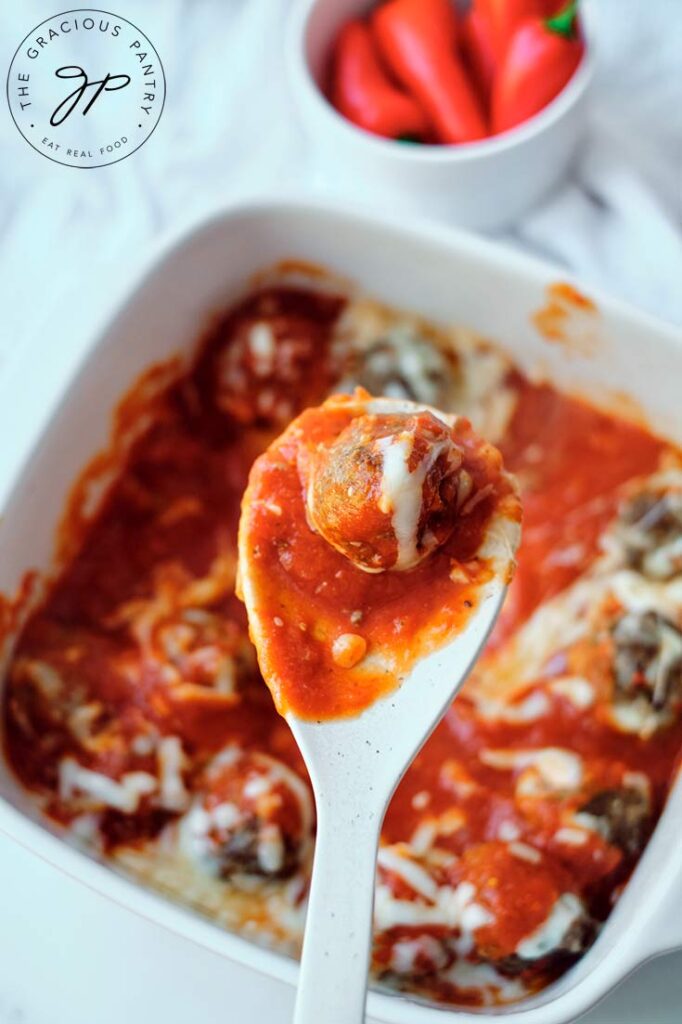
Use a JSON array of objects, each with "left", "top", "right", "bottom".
[
  {"left": 491, "top": 0, "right": 583, "bottom": 135},
  {"left": 331, "top": 19, "right": 430, "bottom": 140},
  {"left": 372, "top": 0, "right": 487, "bottom": 145},
  {"left": 461, "top": 7, "right": 497, "bottom": 104},
  {"left": 474, "top": 0, "right": 546, "bottom": 63}
]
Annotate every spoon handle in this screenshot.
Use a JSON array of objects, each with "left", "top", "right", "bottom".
[{"left": 293, "top": 799, "right": 383, "bottom": 1024}]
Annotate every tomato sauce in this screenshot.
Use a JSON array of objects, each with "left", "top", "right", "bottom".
[
  {"left": 2, "top": 282, "right": 681, "bottom": 1007},
  {"left": 494, "top": 376, "right": 665, "bottom": 644},
  {"left": 239, "top": 395, "right": 519, "bottom": 719}
]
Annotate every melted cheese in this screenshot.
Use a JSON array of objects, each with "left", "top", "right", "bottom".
[
  {"left": 623, "top": 770, "right": 651, "bottom": 796},
  {"left": 243, "top": 774, "right": 273, "bottom": 800},
  {"left": 548, "top": 676, "right": 595, "bottom": 709},
  {"left": 252, "top": 757, "right": 315, "bottom": 839},
  {"left": 443, "top": 960, "right": 527, "bottom": 1005},
  {"left": 455, "top": 882, "right": 495, "bottom": 953},
  {"left": 157, "top": 736, "right": 190, "bottom": 812},
  {"left": 181, "top": 801, "right": 231, "bottom": 872},
  {"left": 59, "top": 758, "right": 157, "bottom": 813},
  {"left": 410, "top": 809, "right": 466, "bottom": 855},
  {"left": 181, "top": 749, "right": 314, "bottom": 876},
  {"left": 376, "top": 434, "right": 419, "bottom": 570},
  {"left": 439, "top": 760, "right": 478, "bottom": 798},
  {"left": 212, "top": 802, "right": 241, "bottom": 829},
  {"left": 643, "top": 535, "right": 682, "bottom": 579},
  {"left": 480, "top": 747, "right": 584, "bottom": 797},
  {"left": 476, "top": 691, "right": 550, "bottom": 723},
  {"left": 67, "top": 813, "right": 102, "bottom": 848},
  {"left": 497, "top": 820, "right": 521, "bottom": 842},
  {"left": 377, "top": 845, "right": 439, "bottom": 901},
  {"left": 248, "top": 323, "right": 276, "bottom": 376},
  {"left": 374, "top": 880, "right": 493, "bottom": 939},
  {"left": 515, "top": 893, "right": 584, "bottom": 960},
  {"left": 116, "top": 833, "right": 307, "bottom": 957},
  {"left": 555, "top": 827, "right": 589, "bottom": 846},
  {"left": 610, "top": 569, "right": 682, "bottom": 622},
  {"left": 411, "top": 790, "right": 431, "bottom": 811},
  {"left": 388, "top": 935, "right": 448, "bottom": 975},
  {"left": 509, "top": 841, "right": 542, "bottom": 864},
  {"left": 376, "top": 432, "right": 453, "bottom": 570},
  {"left": 14, "top": 658, "right": 64, "bottom": 699},
  {"left": 608, "top": 698, "right": 670, "bottom": 739},
  {"left": 450, "top": 338, "right": 518, "bottom": 445},
  {"left": 375, "top": 847, "right": 493, "bottom": 948},
  {"left": 257, "top": 823, "right": 285, "bottom": 874}
]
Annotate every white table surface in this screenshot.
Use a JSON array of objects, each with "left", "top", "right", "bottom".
[{"left": 1, "top": 829, "right": 681, "bottom": 1024}]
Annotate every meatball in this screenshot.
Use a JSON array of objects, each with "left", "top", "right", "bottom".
[
  {"left": 305, "top": 410, "right": 465, "bottom": 572},
  {"left": 615, "top": 489, "right": 682, "bottom": 579},
  {"left": 611, "top": 610, "right": 682, "bottom": 712},
  {"left": 345, "top": 327, "right": 457, "bottom": 408},
  {"left": 206, "top": 288, "right": 343, "bottom": 428},
  {"left": 373, "top": 841, "right": 594, "bottom": 984},
  {"left": 577, "top": 787, "right": 651, "bottom": 857},
  {"left": 448, "top": 842, "right": 594, "bottom": 973},
  {"left": 181, "top": 747, "right": 313, "bottom": 879}
]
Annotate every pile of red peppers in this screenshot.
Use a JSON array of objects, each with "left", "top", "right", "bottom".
[{"left": 330, "top": 0, "right": 584, "bottom": 144}]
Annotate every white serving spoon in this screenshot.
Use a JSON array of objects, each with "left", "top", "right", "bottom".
[
  {"left": 238, "top": 392, "right": 520, "bottom": 1023},
  {"left": 287, "top": 580, "right": 507, "bottom": 1024}
]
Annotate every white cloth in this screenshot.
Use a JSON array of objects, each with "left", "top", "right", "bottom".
[
  {"left": 511, "top": 0, "right": 682, "bottom": 325},
  {"left": 0, "top": 0, "right": 680, "bottom": 386}
]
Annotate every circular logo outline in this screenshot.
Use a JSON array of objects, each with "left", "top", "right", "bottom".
[{"left": 6, "top": 8, "right": 166, "bottom": 169}]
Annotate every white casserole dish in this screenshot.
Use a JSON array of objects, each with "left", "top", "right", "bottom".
[{"left": 1, "top": 198, "right": 681, "bottom": 1024}]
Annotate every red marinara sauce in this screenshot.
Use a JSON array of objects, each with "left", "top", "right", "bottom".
[
  {"left": 238, "top": 392, "right": 520, "bottom": 720},
  {"left": 2, "top": 282, "right": 681, "bottom": 1008},
  {"left": 492, "top": 376, "right": 665, "bottom": 645},
  {"left": 2, "top": 285, "right": 345, "bottom": 842}
]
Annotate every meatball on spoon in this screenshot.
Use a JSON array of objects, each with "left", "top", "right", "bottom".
[{"left": 238, "top": 390, "right": 521, "bottom": 1024}]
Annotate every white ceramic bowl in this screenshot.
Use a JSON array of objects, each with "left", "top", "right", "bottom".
[
  {"left": 1, "top": 198, "right": 681, "bottom": 1024},
  {"left": 287, "top": 0, "right": 594, "bottom": 231}
]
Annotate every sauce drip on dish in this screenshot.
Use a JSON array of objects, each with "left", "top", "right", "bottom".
[{"left": 3, "top": 280, "right": 680, "bottom": 1008}]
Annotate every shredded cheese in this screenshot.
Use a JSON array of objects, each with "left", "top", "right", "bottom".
[
  {"left": 59, "top": 758, "right": 157, "bottom": 813},
  {"left": 555, "top": 827, "right": 589, "bottom": 846},
  {"left": 497, "top": 821, "right": 521, "bottom": 842},
  {"left": 257, "top": 823, "right": 286, "bottom": 874},
  {"left": 548, "top": 676, "right": 595, "bottom": 709},
  {"left": 480, "top": 747, "right": 584, "bottom": 797},
  {"left": 247, "top": 323, "right": 277, "bottom": 376},
  {"left": 377, "top": 845, "right": 439, "bottom": 902},
  {"left": 443, "top": 960, "right": 527, "bottom": 1005},
  {"left": 376, "top": 432, "right": 454, "bottom": 570},
  {"left": 509, "top": 842, "right": 542, "bottom": 864},
  {"left": 375, "top": 846, "right": 493, "bottom": 950},
  {"left": 388, "top": 935, "right": 448, "bottom": 976},
  {"left": 516, "top": 893, "right": 585, "bottom": 961},
  {"left": 157, "top": 736, "right": 190, "bottom": 812},
  {"left": 476, "top": 691, "right": 550, "bottom": 724}
]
